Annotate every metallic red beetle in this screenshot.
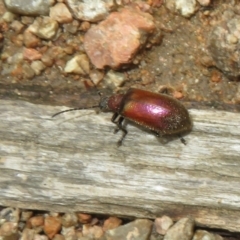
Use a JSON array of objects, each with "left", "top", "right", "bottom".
[{"left": 53, "top": 88, "right": 192, "bottom": 146}]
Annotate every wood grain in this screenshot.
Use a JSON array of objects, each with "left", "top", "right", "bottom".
[{"left": 0, "top": 99, "right": 240, "bottom": 231}]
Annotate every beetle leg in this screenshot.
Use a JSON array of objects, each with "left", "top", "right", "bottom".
[
  {"left": 111, "top": 113, "right": 128, "bottom": 146},
  {"left": 111, "top": 112, "right": 120, "bottom": 133},
  {"left": 117, "top": 122, "right": 128, "bottom": 147},
  {"left": 111, "top": 113, "right": 125, "bottom": 134},
  {"left": 179, "top": 135, "right": 186, "bottom": 145},
  {"left": 111, "top": 112, "right": 119, "bottom": 122},
  {"left": 114, "top": 117, "right": 124, "bottom": 134},
  {"left": 151, "top": 131, "right": 160, "bottom": 137}
]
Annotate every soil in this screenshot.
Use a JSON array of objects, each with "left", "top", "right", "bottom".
[{"left": 0, "top": 1, "right": 240, "bottom": 112}]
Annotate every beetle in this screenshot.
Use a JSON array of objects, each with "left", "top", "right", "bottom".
[{"left": 52, "top": 88, "right": 192, "bottom": 146}]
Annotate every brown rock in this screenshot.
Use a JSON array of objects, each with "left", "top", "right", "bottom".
[
  {"left": 28, "top": 17, "right": 59, "bottom": 40},
  {"left": 89, "top": 69, "right": 104, "bottom": 85},
  {"left": 105, "top": 219, "right": 153, "bottom": 240},
  {"left": 61, "top": 226, "right": 78, "bottom": 240},
  {"left": 10, "top": 34, "right": 23, "bottom": 47},
  {"left": 10, "top": 20, "right": 24, "bottom": 33},
  {"left": 197, "top": 0, "right": 211, "bottom": 6},
  {"left": 63, "top": 46, "right": 75, "bottom": 55},
  {"left": 79, "top": 21, "right": 91, "bottom": 32},
  {"left": 0, "top": 21, "right": 9, "bottom": 32},
  {"left": 103, "top": 217, "right": 122, "bottom": 231},
  {"left": 11, "top": 64, "right": 23, "bottom": 79},
  {"left": 61, "top": 213, "right": 78, "bottom": 228},
  {"left": 20, "top": 210, "right": 33, "bottom": 222},
  {"left": 211, "top": 70, "right": 222, "bottom": 83},
  {"left": 77, "top": 213, "right": 92, "bottom": 223},
  {"left": 21, "top": 16, "right": 34, "bottom": 25},
  {"left": 63, "top": 20, "right": 79, "bottom": 34},
  {"left": 172, "top": 91, "right": 183, "bottom": 99},
  {"left": 52, "top": 234, "right": 65, "bottom": 240},
  {"left": 64, "top": 54, "right": 90, "bottom": 75},
  {"left": 154, "top": 216, "right": 173, "bottom": 235},
  {"left": 84, "top": 6, "right": 155, "bottom": 69},
  {"left": 0, "top": 222, "right": 18, "bottom": 236},
  {"left": 23, "top": 30, "right": 40, "bottom": 48},
  {"left": 148, "top": 0, "right": 164, "bottom": 7},
  {"left": 2, "top": 11, "right": 16, "bottom": 23},
  {"left": 28, "top": 215, "right": 44, "bottom": 228},
  {"left": 0, "top": 208, "right": 20, "bottom": 223},
  {"left": 50, "top": 3, "right": 73, "bottom": 23},
  {"left": 41, "top": 52, "right": 54, "bottom": 67},
  {"left": 200, "top": 55, "right": 215, "bottom": 67},
  {"left": 103, "top": 70, "right": 125, "bottom": 87},
  {"left": 43, "top": 216, "right": 62, "bottom": 239},
  {"left": 192, "top": 230, "right": 223, "bottom": 240},
  {"left": 23, "top": 48, "right": 42, "bottom": 61},
  {"left": 208, "top": 13, "right": 240, "bottom": 79},
  {"left": 34, "top": 234, "right": 49, "bottom": 240},
  {"left": 163, "top": 218, "right": 194, "bottom": 240},
  {"left": 30, "top": 60, "right": 46, "bottom": 75},
  {"left": 41, "top": 46, "right": 65, "bottom": 67},
  {"left": 82, "top": 224, "right": 104, "bottom": 239},
  {"left": 21, "top": 228, "right": 35, "bottom": 240},
  {"left": 0, "top": 32, "right": 4, "bottom": 49},
  {"left": 22, "top": 62, "right": 35, "bottom": 79}
]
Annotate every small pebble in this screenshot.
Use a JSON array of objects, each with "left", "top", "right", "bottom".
[
  {"left": 64, "top": 54, "right": 90, "bottom": 75},
  {"left": 61, "top": 226, "right": 77, "bottom": 239},
  {"left": 173, "top": 91, "right": 184, "bottom": 99},
  {"left": 10, "top": 20, "right": 24, "bottom": 33},
  {"left": 0, "top": 208, "right": 20, "bottom": 223},
  {"left": 34, "top": 234, "right": 49, "bottom": 240},
  {"left": 23, "top": 48, "right": 42, "bottom": 61},
  {"left": 89, "top": 69, "right": 104, "bottom": 85},
  {"left": 211, "top": 70, "right": 222, "bottom": 83},
  {"left": 77, "top": 213, "right": 92, "bottom": 224},
  {"left": 192, "top": 230, "right": 223, "bottom": 240},
  {"left": 164, "top": 218, "right": 194, "bottom": 240},
  {"left": 154, "top": 216, "right": 173, "bottom": 235},
  {"left": 82, "top": 224, "right": 104, "bottom": 239},
  {"left": 21, "top": 211, "right": 33, "bottom": 222},
  {"left": 52, "top": 234, "right": 65, "bottom": 240},
  {"left": 50, "top": 3, "right": 73, "bottom": 23},
  {"left": 197, "top": 0, "right": 211, "bottom": 6},
  {"left": 28, "top": 215, "right": 44, "bottom": 228},
  {"left": 43, "top": 216, "right": 62, "bottom": 239},
  {"left": 23, "top": 30, "right": 41, "bottom": 48},
  {"left": 103, "top": 217, "right": 122, "bottom": 231},
  {"left": 2, "top": 11, "right": 16, "bottom": 22},
  {"left": 104, "top": 70, "right": 125, "bottom": 87},
  {"left": 61, "top": 213, "right": 78, "bottom": 228},
  {"left": 21, "top": 228, "right": 35, "bottom": 240},
  {"left": 28, "top": 17, "right": 59, "bottom": 40},
  {"left": 79, "top": 21, "right": 91, "bottom": 31},
  {"left": 31, "top": 60, "right": 46, "bottom": 75},
  {"left": 106, "top": 219, "right": 153, "bottom": 240}
]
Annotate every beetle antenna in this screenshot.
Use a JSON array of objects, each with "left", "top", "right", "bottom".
[{"left": 52, "top": 105, "right": 99, "bottom": 118}]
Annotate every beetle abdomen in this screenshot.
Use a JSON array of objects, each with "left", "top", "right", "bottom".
[{"left": 119, "top": 88, "right": 192, "bottom": 136}]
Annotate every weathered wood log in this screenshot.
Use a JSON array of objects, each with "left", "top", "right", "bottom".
[{"left": 0, "top": 99, "right": 240, "bottom": 232}]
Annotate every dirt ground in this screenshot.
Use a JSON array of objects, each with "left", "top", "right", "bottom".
[{"left": 0, "top": 1, "right": 240, "bottom": 112}]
